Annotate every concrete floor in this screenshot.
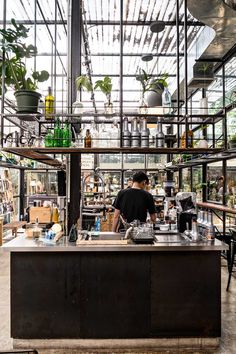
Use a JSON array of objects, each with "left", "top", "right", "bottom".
[{"left": 0, "top": 249, "right": 236, "bottom": 354}]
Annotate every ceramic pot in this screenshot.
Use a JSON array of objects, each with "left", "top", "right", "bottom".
[{"left": 14, "top": 90, "right": 41, "bottom": 119}]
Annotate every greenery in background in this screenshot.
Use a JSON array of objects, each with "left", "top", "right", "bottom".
[
  {"left": 75, "top": 75, "right": 93, "bottom": 92},
  {"left": 94, "top": 76, "right": 112, "bottom": 99},
  {"left": 136, "top": 69, "right": 168, "bottom": 96},
  {"left": 0, "top": 18, "right": 49, "bottom": 94},
  {"left": 229, "top": 134, "right": 236, "bottom": 142}
]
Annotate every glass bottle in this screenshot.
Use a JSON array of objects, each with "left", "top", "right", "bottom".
[
  {"left": 33, "top": 217, "right": 42, "bottom": 239},
  {"left": 187, "top": 129, "right": 194, "bottom": 148},
  {"left": 162, "top": 87, "right": 172, "bottom": 114},
  {"left": 180, "top": 130, "right": 193, "bottom": 148},
  {"left": 62, "top": 121, "right": 72, "bottom": 147},
  {"left": 109, "top": 121, "right": 120, "bottom": 148},
  {"left": 52, "top": 204, "right": 59, "bottom": 223},
  {"left": 90, "top": 122, "right": 99, "bottom": 148},
  {"left": 180, "top": 131, "right": 186, "bottom": 148},
  {"left": 205, "top": 211, "right": 215, "bottom": 240},
  {"left": 84, "top": 129, "right": 92, "bottom": 148},
  {"left": 53, "top": 118, "right": 63, "bottom": 147},
  {"left": 99, "top": 123, "right": 108, "bottom": 148},
  {"left": 156, "top": 121, "right": 165, "bottom": 148},
  {"left": 72, "top": 90, "right": 83, "bottom": 116},
  {"left": 45, "top": 86, "right": 55, "bottom": 119},
  {"left": 104, "top": 93, "right": 114, "bottom": 114}
]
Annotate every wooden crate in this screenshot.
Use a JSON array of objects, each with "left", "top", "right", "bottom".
[{"left": 29, "top": 207, "right": 52, "bottom": 223}]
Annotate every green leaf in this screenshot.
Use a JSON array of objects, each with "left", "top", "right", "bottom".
[{"left": 75, "top": 75, "right": 93, "bottom": 91}]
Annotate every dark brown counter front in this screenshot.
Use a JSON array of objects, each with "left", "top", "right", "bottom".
[{"left": 5, "top": 234, "right": 224, "bottom": 340}]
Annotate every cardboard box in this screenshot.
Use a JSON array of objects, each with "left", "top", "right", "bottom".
[{"left": 29, "top": 207, "right": 52, "bottom": 224}]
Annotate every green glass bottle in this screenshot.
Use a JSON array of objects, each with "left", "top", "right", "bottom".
[
  {"left": 62, "top": 121, "right": 72, "bottom": 147},
  {"left": 53, "top": 118, "right": 63, "bottom": 147},
  {"left": 44, "top": 129, "right": 54, "bottom": 147}
]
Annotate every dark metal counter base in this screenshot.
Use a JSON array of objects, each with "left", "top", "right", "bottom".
[{"left": 11, "top": 251, "right": 221, "bottom": 339}]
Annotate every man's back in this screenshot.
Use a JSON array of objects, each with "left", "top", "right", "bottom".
[{"left": 114, "top": 188, "right": 156, "bottom": 223}]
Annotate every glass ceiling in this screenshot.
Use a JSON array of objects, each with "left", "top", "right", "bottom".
[{"left": 1, "top": 0, "right": 236, "bottom": 115}]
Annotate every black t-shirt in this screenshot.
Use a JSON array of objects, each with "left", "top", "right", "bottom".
[{"left": 113, "top": 188, "right": 156, "bottom": 223}]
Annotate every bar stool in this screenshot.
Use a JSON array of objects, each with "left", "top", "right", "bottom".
[{"left": 226, "top": 229, "right": 236, "bottom": 291}]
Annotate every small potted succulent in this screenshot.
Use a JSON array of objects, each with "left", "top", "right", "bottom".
[
  {"left": 0, "top": 19, "right": 49, "bottom": 118},
  {"left": 229, "top": 134, "right": 236, "bottom": 149},
  {"left": 94, "top": 76, "right": 113, "bottom": 114}
]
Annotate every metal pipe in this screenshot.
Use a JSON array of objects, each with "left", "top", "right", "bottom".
[
  {"left": 34, "top": 0, "right": 37, "bottom": 74},
  {"left": 0, "top": 20, "right": 205, "bottom": 26},
  {"left": 120, "top": 0, "right": 124, "bottom": 147},
  {"left": 176, "top": 0, "right": 180, "bottom": 147},
  {"left": 184, "top": 0, "right": 188, "bottom": 145},
  {"left": 54, "top": 0, "right": 58, "bottom": 103},
  {"left": 0, "top": 0, "right": 7, "bottom": 147},
  {"left": 222, "top": 65, "right": 228, "bottom": 151},
  {"left": 79, "top": 169, "right": 106, "bottom": 231},
  {"left": 36, "top": 0, "right": 66, "bottom": 74}
]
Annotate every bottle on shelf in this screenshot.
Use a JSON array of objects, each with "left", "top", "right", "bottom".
[
  {"left": 45, "top": 86, "right": 55, "bottom": 119},
  {"left": 180, "top": 130, "right": 194, "bottom": 148},
  {"left": 76, "top": 128, "right": 84, "bottom": 147},
  {"left": 122, "top": 117, "right": 131, "bottom": 147},
  {"left": 131, "top": 117, "right": 141, "bottom": 148},
  {"left": 156, "top": 121, "right": 165, "bottom": 148},
  {"left": 109, "top": 121, "right": 120, "bottom": 148},
  {"left": 205, "top": 210, "right": 215, "bottom": 240},
  {"left": 33, "top": 217, "right": 42, "bottom": 239},
  {"left": 44, "top": 129, "right": 54, "bottom": 147},
  {"left": 140, "top": 117, "right": 150, "bottom": 148},
  {"left": 95, "top": 215, "right": 101, "bottom": 232},
  {"left": 72, "top": 91, "right": 83, "bottom": 116},
  {"left": 90, "top": 122, "right": 99, "bottom": 148},
  {"left": 162, "top": 87, "right": 172, "bottom": 114},
  {"left": 84, "top": 129, "right": 92, "bottom": 148},
  {"left": 53, "top": 118, "right": 63, "bottom": 147},
  {"left": 180, "top": 131, "right": 186, "bottom": 148},
  {"left": 99, "top": 123, "right": 109, "bottom": 148},
  {"left": 62, "top": 121, "right": 72, "bottom": 147},
  {"left": 52, "top": 204, "right": 59, "bottom": 223}
]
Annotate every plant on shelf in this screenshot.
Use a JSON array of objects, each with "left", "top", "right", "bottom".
[
  {"left": 75, "top": 75, "right": 93, "bottom": 92},
  {"left": 0, "top": 19, "right": 49, "bottom": 115},
  {"left": 229, "top": 134, "right": 236, "bottom": 149},
  {"left": 94, "top": 75, "right": 113, "bottom": 114},
  {"left": 136, "top": 68, "right": 169, "bottom": 108},
  {"left": 74, "top": 75, "right": 93, "bottom": 115}
]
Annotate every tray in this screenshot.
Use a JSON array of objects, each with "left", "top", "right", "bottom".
[{"left": 132, "top": 236, "right": 155, "bottom": 244}]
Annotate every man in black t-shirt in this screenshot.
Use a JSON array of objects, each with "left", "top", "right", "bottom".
[{"left": 112, "top": 171, "right": 157, "bottom": 232}]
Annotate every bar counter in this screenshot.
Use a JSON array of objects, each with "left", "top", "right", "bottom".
[{"left": 2, "top": 232, "right": 227, "bottom": 345}]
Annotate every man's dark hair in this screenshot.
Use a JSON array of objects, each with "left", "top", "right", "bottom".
[{"left": 132, "top": 171, "right": 149, "bottom": 184}]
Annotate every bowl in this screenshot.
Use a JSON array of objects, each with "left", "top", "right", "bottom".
[{"left": 159, "top": 224, "right": 169, "bottom": 231}]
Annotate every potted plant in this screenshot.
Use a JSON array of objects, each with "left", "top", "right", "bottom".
[
  {"left": 136, "top": 68, "right": 169, "bottom": 108},
  {"left": 94, "top": 75, "right": 113, "bottom": 114},
  {"left": 0, "top": 19, "right": 49, "bottom": 117},
  {"left": 229, "top": 134, "right": 236, "bottom": 149}
]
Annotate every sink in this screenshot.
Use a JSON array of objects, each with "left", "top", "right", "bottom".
[
  {"left": 155, "top": 234, "right": 186, "bottom": 243},
  {"left": 94, "top": 232, "right": 123, "bottom": 240}
]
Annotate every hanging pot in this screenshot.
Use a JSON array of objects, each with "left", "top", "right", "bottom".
[
  {"left": 14, "top": 90, "right": 41, "bottom": 120},
  {"left": 145, "top": 88, "right": 163, "bottom": 107},
  {"left": 145, "top": 81, "right": 164, "bottom": 107}
]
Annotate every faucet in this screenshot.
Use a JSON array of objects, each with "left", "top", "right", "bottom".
[{"left": 78, "top": 168, "right": 106, "bottom": 232}]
